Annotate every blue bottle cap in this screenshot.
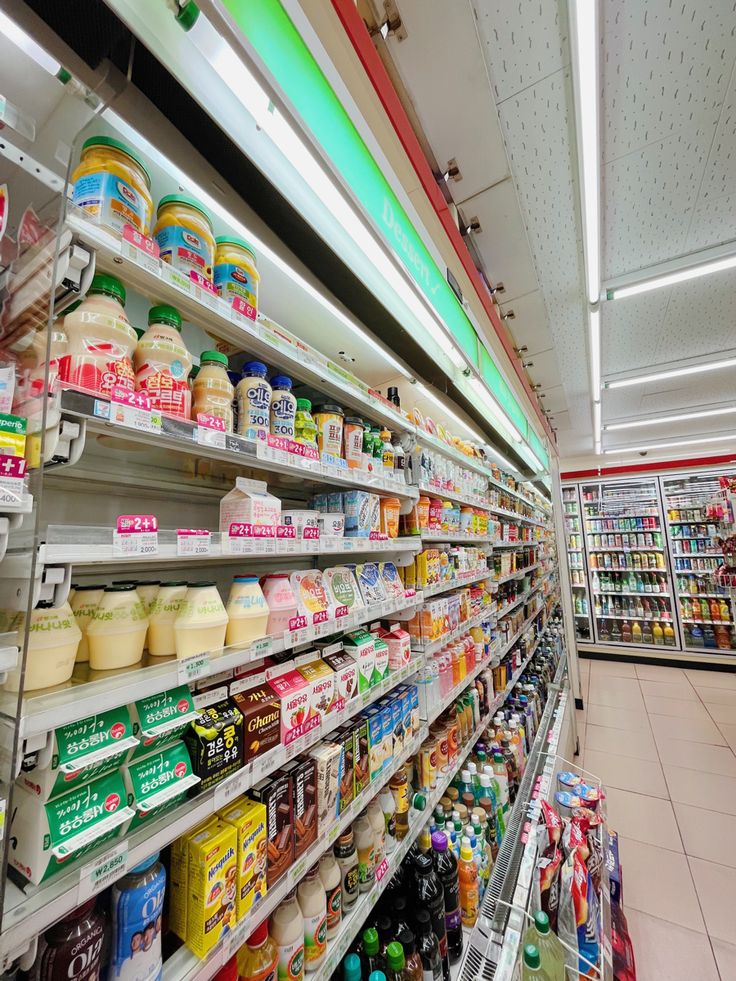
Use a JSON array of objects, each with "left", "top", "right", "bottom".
[
  {"left": 270, "top": 374, "right": 293, "bottom": 390},
  {"left": 242, "top": 361, "right": 268, "bottom": 377}
]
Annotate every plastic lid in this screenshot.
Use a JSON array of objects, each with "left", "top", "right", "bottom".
[
  {"left": 314, "top": 403, "right": 344, "bottom": 416},
  {"left": 368, "top": 974, "right": 387, "bottom": 981},
  {"left": 296, "top": 398, "right": 312, "bottom": 411},
  {"left": 494, "top": 753, "right": 504, "bottom": 762},
  {"left": 233, "top": 576, "right": 259, "bottom": 583},
  {"left": 271, "top": 375, "right": 293, "bottom": 390},
  {"left": 343, "top": 954, "right": 361, "bottom": 981},
  {"left": 412, "top": 793, "right": 427, "bottom": 811},
  {"left": 175, "top": 0, "right": 200, "bottom": 31},
  {"left": 523, "top": 945, "right": 540, "bottom": 970},
  {"left": 157, "top": 193, "right": 213, "bottom": 226},
  {"left": 362, "top": 927, "right": 379, "bottom": 956},
  {"left": 189, "top": 581, "right": 216, "bottom": 588},
  {"left": 242, "top": 361, "right": 268, "bottom": 378},
  {"left": 89, "top": 273, "right": 126, "bottom": 305},
  {"left": 345, "top": 416, "right": 363, "bottom": 425},
  {"left": 130, "top": 851, "right": 159, "bottom": 873},
  {"left": 73, "top": 583, "right": 105, "bottom": 591},
  {"left": 461, "top": 769, "right": 471, "bottom": 782},
  {"left": 161, "top": 580, "right": 187, "bottom": 587},
  {"left": 137, "top": 580, "right": 161, "bottom": 587},
  {"left": 247, "top": 919, "right": 269, "bottom": 947},
  {"left": 215, "top": 235, "right": 257, "bottom": 264},
  {"left": 415, "top": 909, "right": 431, "bottom": 931},
  {"left": 386, "top": 943, "right": 405, "bottom": 971},
  {"left": 460, "top": 843, "right": 474, "bottom": 861},
  {"left": 200, "top": 350, "right": 228, "bottom": 367},
  {"left": 148, "top": 304, "right": 182, "bottom": 331},
  {"left": 397, "top": 930, "right": 416, "bottom": 956},
  {"left": 81, "top": 135, "right": 151, "bottom": 185},
  {"left": 533, "top": 911, "right": 550, "bottom": 934},
  {"left": 414, "top": 853, "right": 433, "bottom": 875},
  {"left": 431, "top": 831, "right": 448, "bottom": 852},
  {"left": 105, "top": 583, "right": 137, "bottom": 592},
  {"left": 376, "top": 915, "right": 392, "bottom": 938}
]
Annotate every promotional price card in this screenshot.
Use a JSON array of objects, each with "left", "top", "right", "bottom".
[
  {"left": 0, "top": 455, "right": 26, "bottom": 507},
  {"left": 177, "top": 529, "right": 211, "bottom": 556},
  {"left": 196, "top": 413, "right": 227, "bottom": 449},
  {"left": 189, "top": 268, "right": 220, "bottom": 311},
  {"left": 231, "top": 295, "right": 257, "bottom": 321},
  {"left": 110, "top": 387, "right": 162, "bottom": 434},
  {"left": 121, "top": 224, "right": 159, "bottom": 275},
  {"left": 224, "top": 522, "right": 276, "bottom": 554},
  {"left": 113, "top": 514, "right": 159, "bottom": 556}
]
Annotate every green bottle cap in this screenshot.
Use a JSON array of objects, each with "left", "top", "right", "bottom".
[
  {"left": 362, "top": 927, "right": 379, "bottom": 956},
  {"left": 533, "top": 911, "right": 550, "bottom": 934},
  {"left": 386, "top": 943, "right": 404, "bottom": 971},
  {"left": 199, "top": 350, "right": 228, "bottom": 367},
  {"left": 296, "top": 398, "right": 312, "bottom": 412},
  {"left": 89, "top": 273, "right": 126, "bottom": 305},
  {"left": 148, "top": 304, "right": 182, "bottom": 331},
  {"left": 523, "top": 944, "right": 540, "bottom": 970}
]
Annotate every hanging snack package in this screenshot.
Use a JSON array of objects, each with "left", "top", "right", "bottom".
[
  {"left": 558, "top": 849, "right": 600, "bottom": 980},
  {"left": 533, "top": 845, "right": 562, "bottom": 934}
]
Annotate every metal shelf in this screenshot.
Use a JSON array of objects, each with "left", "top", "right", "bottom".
[
  {"left": 419, "top": 569, "right": 494, "bottom": 599},
  {"left": 421, "top": 531, "right": 495, "bottom": 544},
  {"left": 416, "top": 483, "right": 491, "bottom": 510},
  {"left": 489, "top": 505, "right": 546, "bottom": 528},
  {"left": 496, "top": 562, "right": 539, "bottom": 585}
]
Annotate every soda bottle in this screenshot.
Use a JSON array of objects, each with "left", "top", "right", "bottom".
[
  {"left": 413, "top": 854, "right": 450, "bottom": 981},
  {"left": 458, "top": 839, "right": 479, "bottom": 928},
  {"left": 431, "top": 832, "right": 463, "bottom": 962},
  {"left": 415, "top": 909, "right": 442, "bottom": 981}
]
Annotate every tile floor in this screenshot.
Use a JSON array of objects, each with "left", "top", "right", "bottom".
[{"left": 576, "top": 657, "right": 736, "bottom": 981}]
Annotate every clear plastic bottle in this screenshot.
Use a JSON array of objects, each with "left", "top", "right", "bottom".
[
  {"left": 415, "top": 909, "right": 442, "bottom": 981},
  {"left": 386, "top": 943, "right": 409, "bottom": 981},
  {"left": 237, "top": 361, "right": 272, "bottom": 440},
  {"left": 270, "top": 375, "right": 297, "bottom": 439},
  {"left": 396, "top": 930, "right": 423, "bottom": 981},
  {"left": 294, "top": 398, "right": 318, "bottom": 448},
  {"left": 192, "top": 350, "right": 234, "bottom": 431},
  {"left": 297, "top": 866, "right": 327, "bottom": 973},
  {"left": 458, "top": 839, "right": 479, "bottom": 928},
  {"left": 32, "top": 898, "right": 106, "bottom": 981},
  {"left": 361, "top": 927, "right": 384, "bottom": 977},
  {"left": 237, "top": 920, "right": 279, "bottom": 981},
  {"left": 522, "top": 912, "right": 565, "bottom": 981},
  {"left": 379, "top": 787, "right": 397, "bottom": 853},
  {"left": 109, "top": 852, "right": 166, "bottom": 981},
  {"left": 271, "top": 889, "right": 305, "bottom": 981},
  {"left": 334, "top": 829, "right": 359, "bottom": 911},
  {"left": 431, "top": 832, "right": 463, "bottom": 963},
  {"left": 354, "top": 812, "right": 377, "bottom": 893},
  {"left": 318, "top": 851, "right": 342, "bottom": 939}
]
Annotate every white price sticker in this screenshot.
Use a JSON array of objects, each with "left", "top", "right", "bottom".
[
  {"left": 214, "top": 769, "right": 248, "bottom": 810},
  {"left": 178, "top": 651, "right": 211, "bottom": 684},
  {"left": 177, "top": 529, "right": 211, "bottom": 556},
  {"left": 78, "top": 841, "right": 128, "bottom": 903},
  {"left": 113, "top": 513, "right": 158, "bottom": 557},
  {"left": 252, "top": 637, "right": 272, "bottom": 660}
]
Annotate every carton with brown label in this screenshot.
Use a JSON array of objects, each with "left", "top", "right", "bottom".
[{"left": 250, "top": 769, "right": 293, "bottom": 887}]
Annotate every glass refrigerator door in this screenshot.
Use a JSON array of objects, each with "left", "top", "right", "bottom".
[
  {"left": 562, "top": 483, "right": 592, "bottom": 640},
  {"left": 581, "top": 479, "right": 677, "bottom": 649},
  {"left": 662, "top": 471, "right": 736, "bottom": 654}
]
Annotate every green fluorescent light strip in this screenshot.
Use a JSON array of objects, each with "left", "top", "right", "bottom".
[{"left": 222, "top": 0, "right": 542, "bottom": 461}]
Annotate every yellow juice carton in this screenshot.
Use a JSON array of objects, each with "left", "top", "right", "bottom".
[
  {"left": 185, "top": 820, "right": 238, "bottom": 958},
  {"left": 218, "top": 799, "right": 267, "bottom": 918}
]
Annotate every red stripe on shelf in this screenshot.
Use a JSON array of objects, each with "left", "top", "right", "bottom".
[
  {"left": 329, "top": 0, "right": 555, "bottom": 448},
  {"left": 561, "top": 452, "right": 736, "bottom": 481}
]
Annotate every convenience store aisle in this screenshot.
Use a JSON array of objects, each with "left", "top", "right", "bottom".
[{"left": 577, "top": 658, "right": 736, "bottom": 981}]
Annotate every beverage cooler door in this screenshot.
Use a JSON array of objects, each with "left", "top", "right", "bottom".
[
  {"left": 561, "top": 483, "right": 592, "bottom": 642},
  {"left": 580, "top": 478, "right": 678, "bottom": 650},
  {"left": 662, "top": 471, "right": 736, "bottom": 655}
]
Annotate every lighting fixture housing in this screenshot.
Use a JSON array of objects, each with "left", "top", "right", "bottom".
[
  {"left": 604, "top": 406, "right": 736, "bottom": 431},
  {"left": 603, "top": 433, "right": 736, "bottom": 454},
  {"left": 605, "top": 357, "right": 736, "bottom": 390}
]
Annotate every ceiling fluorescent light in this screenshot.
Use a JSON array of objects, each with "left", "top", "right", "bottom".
[
  {"left": 0, "top": 10, "right": 63, "bottom": 76},
  {"left": 605, "top": 357, "right": 736, "bottom": 389},
  {"left": 604, "top": 406, "right": 736, "bottom": 431},
  {"left": 607, "top": 253, "right": 736, "bottom": 300},
  {"left": 569, "top": 0, "right": 601, "bottom": 304},
  {"left": 589, "top": 306, "right": 601, "bottom": 397},
  {"left": 603, "top": 433, "right": 736, "bottom": 454},
  {"left": 447, "top": 345, "right": 469, "bottom": 370}
]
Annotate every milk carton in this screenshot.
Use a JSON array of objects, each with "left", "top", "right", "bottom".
[{"left": 219, "top": 477, "right": 281, "bottom": 533}]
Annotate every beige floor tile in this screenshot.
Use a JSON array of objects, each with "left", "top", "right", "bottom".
[
  {"left": 590, "top": 674, "right": 642, "bottom": 694},
  {"left": 626, "top": 909, "right": 720, "bottom": 981},
  {"left": 718, "top": 722, "right": 736, "bottom": 752},
  {"left": 643, "top": 694, "right": 713, "bottom": 720},
  {"left": 575, "top": 706, "right": 586, "bottom": 728},
  {"left": 583, "top": 748, "right": 668, "bottom": 798},
  {"left": 654, "top": 734, "right": 736, "bottom": 777},
  {"left": 585, "top": 703, "right": 651, "bottom": 731},
  {"left": 664, "top": 765, "right": 736, "bottom": 815},
  {"left": 649, "top": 712, "right": 726, "bottom": 746},
  {"left": 583, "top": 722, "right": 660, "bottom": 761},
  {"left": 616, "top": 836, "right": 705, "bottom": 931},
  {"left": 688, "top": 857, "right": 736, "bottom": 943},
  {"left": 605, "top": 786, "right": 683, "bottom": 851},
  {"left": 639, "top": 678, "right": 696, "bottom": 698},
  {"left": 588, "top": 684, "right": 647, "bottom": 711},
  {"left": 705, "top": 700, "right": 736, "bottom": 725},
  {"left": 711, "top": 939, "right": 736, "bottom": 981},
  {"left": 674, "top": 803, "right": 736, "bottom": 867},
  {"left": 694, "top": 685, "right": 736, "bottom": 706},
  {"left": 685, "top": 668, "right": 736, "bottom": 690},
  {"left": 589, "top": 658, "right": 638, "bottom": 677},
  {"left": 635, "top": 663, "right": 690, "bottom": 682}
]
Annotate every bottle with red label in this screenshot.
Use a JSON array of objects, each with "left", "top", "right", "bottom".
[
  {"left": 60, "top": 273, "right": 137, "bottom": 397},
  {"left": 134, "top": 305, "right": 193, "bottom": 418}
]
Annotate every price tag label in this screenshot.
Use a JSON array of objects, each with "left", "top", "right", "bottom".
[
  {"left": 327, "top": 822, "right": 340, "bottom": 845},
  {"left": 0, "top": 455, "right": 26, "bottom": 507},
  {"left": 334, "top": 605, "right": 349, "bottom": 620},
  {"left": 196, "top": 413, "right": 227, "bottom": 449},
  {"left": 230, "top": 295, "right": 258, "bottom": 322},
  {"left": 160, "top": 262, "right": 192, "bottom": 296},
  {"left": 113, "top": 514, "right": 158, "bottom": 556},
  {"left": 375, "top": 857, "right": 389, "bottom": 882},
  {"left": 78, "top": 840, "right": 128, "bottom": 903},
  {"left": 291, "top": 856, "right": 308, "bottom": 884},
  {"left": 251, "top": 636, "right": 272, "bottom": 661},
  {"left": 214, "top": 769, "right": 249, "bottom": 810},
  {"left": 302, "top": 526, "right": 320, "bottom": 541},
  {"left": 177, "top": 528, "right": 211, "bottom": 556},
  {"left": 121, "top": 225, "right": 159, "bottom": 275},
  {"left": 110, "top": 387, "right": 162, "bottom": 434},
  {"left": 178, "top": 651, "right": 211, "bottom": 684},
  {"left": 190, "top": 269, "right": 220, "bottom": 310}
]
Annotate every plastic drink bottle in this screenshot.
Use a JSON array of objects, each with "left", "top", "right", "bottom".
[
  {"left": 415, "top": 909, "right": 442, "bottom": 981},
  {"left": 396, "top": 931, "right": 423, "bottom": 981},
  {"left": 343, "top": 955, "right": 362, "bottom": 981},
  {"left": 431, "top": 832, "right": 463, "bottom": 963},
  {"left": 237, "top": 921, "right": 279, "bottom": 981},
  {"left": 413, "top": 854, "right": 450, "bottom": 981},
  {"left": 522, "top": 912, "right": 565, "bottom": 981},
  {"left": 521, "top": 944, "right": 543, "bottom": 980},
  {"left": 458, "top": 839, "right": 479, "bottom": 928}
]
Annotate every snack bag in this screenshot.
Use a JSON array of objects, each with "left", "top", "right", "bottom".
[
  {"left": 540, "top": 798, "right": 562, "bottom": 847},
  {"left": 533, "top": 845, "right": 562, "bottom": 932},
  {"left": 562, "top": 816, "right": 590, "bottom": 861},
  {"left": 559, "top": 849, "right": 600, "bottom": 979}
]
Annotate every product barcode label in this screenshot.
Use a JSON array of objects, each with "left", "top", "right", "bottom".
[{"left": 78, "top": 841, "right": 129, "bottom": 903}]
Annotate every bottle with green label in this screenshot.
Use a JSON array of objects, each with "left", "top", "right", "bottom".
[
  {"left": 297, "top": 865, "right": 327, "bottom": 972},
  {"left": 272, "top": 888, "right": 305, "bottom": 981}
]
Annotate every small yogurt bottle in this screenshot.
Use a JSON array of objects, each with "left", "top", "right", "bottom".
[
  {"left": 174, "top": 581, "right": 228, "bottom": 658},
  {"left": 237, "top": 361, "right": 272, "bottom": 440},
  {"left": 87, "top": 584, "right": 148, "bottom": 670},
  {"left": 270, "top": 374, "right": 297, "bottom": 439}
]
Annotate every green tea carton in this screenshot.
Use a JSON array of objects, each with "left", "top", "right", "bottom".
[
  {"left": 10, "top": 770, "right": 133, "bottom": 883},
  {"left": 342, "top": 629, "right": 375, "bottom": 694},
  {"left": 129, "top": 685, "right": 197, "bottom": 757},
  {"left": 18, "top": 706, "right": 139, "bottom": 802},
  {"left": 123, "top": 741, "right": 200, "bottom": 832}
]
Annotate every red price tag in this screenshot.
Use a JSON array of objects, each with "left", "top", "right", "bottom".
[
  {"left": 369, "top": 531, "right": 389, "bottom": 541},
  {"left": 276, "top": 525, "right": 297, "bottom": 539},
  {"left": 0, "top": 456, "right": 27, "bottom": 479},
  {"left": 232, "top": 295, "right": 257, "bottom": 321},
  {"left": 110, "top": 387, "right": 161, "bottom": 433},
  {"left": 313, "top": 610, "right": 329, "bottom": 626},
  {"left": 197, "top": 413, "right": 226, "bottom": 431},
  {"left": 303, "top": 526, "right": 320, "bottom": 541},
  {"left": 117, "top": 514, "right": 158, "bottom": 534},
  {"left": 335, "top": 605, "right": 349, "bottom": 619},
  {"left": 114, "top": 514, "right": 158, "bottom": 556},
  {"left": 189, "top": 269, "right": 218, "bottom": 295},
  {"left": 267, "top": 434, "right": 291, "bottom": 454},
  {"left": 122, "top": 224, "right": 160, "bottom": 258},
  {"left": 112, "top": 387, "right": 152, "bottom": 411},
  {"left": 228, "top": 523, "right": 275, "bottom": 538},
  {"left": 375, "top": 858, "right": 389, "bottom": 882},
  {"left": 289, "top": 615, "right": 308, "bottom": 632}
]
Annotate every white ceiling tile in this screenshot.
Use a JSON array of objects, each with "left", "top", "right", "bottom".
[
  {"left": 503, "top": 289, "right": 554, "bottom": 356},
  {"left": 538, "top": 384, "right": 568, "bottom": 414},
  {"left": 386, "top": 0, "right": 510, "bottom": 200},
  {"left": 695, "top": 53, "right": 736, "bottom": 204},
  {"left": 601, "top": 290, "right": 672, "bottom": 376},
  {"left": 518, "top": 346, "right": 563, "bottom": 392},
  {"left": 601, "top": 0, "right": 736, "bottom": 163},
  {"left": 472, "top": 0, "right": 569, "bottom": 103},
  {"left": 686, "top": 190, "right": 736, "bottom": 250},
  {"left": 462, "top": 179, "right": 540, "bottom": 301},
  {"left": 602, "top": 132, "right": 712, "bottom": 278}
]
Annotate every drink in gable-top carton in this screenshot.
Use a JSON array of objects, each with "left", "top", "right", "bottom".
[
  {"left": 268, "top": 668, "right": 314, "bottom": 744},
  {"left": 219, "top": 477, "right": 281, "bottom": 533}
]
